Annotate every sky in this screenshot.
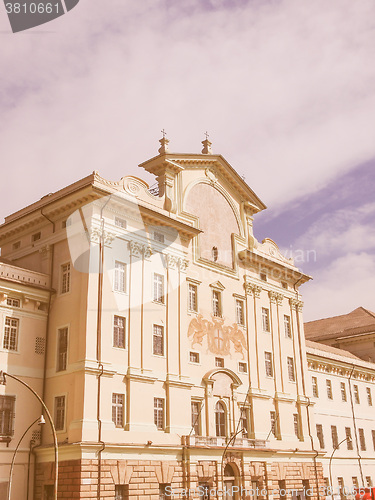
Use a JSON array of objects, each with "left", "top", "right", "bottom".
[{"left": 0, "top": 0, "right": 374, "bottom": 321}]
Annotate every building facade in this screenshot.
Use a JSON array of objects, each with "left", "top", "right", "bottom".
[{"left": 0, "top": 137, "right": 372, "bottom": 499}]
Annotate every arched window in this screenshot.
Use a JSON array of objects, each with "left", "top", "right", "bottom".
[
  {"left": 215, "top": 401, "right": 226, "bottom": 437},
  {"left": 224, "top": 464, "right": 235, "bottom": 477}
]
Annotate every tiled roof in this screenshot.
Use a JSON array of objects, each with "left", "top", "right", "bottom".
[
  {"left": 305, "top": 340, "right": 361, "bottom": 360},
  {"left": 304, "top": 307, "right": 375, "bottom": 341}
]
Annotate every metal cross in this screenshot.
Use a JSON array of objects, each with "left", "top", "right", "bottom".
[
  {"left": 204, "top": 131, "right": 209, "bottom": 140},
  {"left": 161, "top": 129, "right": 167, "bottom": 139}
]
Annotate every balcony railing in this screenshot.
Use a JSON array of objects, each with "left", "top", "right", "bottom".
[{"left": 182, "top": 435, "right": 268, "bottom": 449}]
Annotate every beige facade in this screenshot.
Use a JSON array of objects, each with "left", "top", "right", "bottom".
[{"left": 2, "top": 138, "right": 372, "bottom": 499}]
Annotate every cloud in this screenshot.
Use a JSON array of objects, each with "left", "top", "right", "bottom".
[
  {"left": 302, "top": 251, "right": 375, "bottom": 321},
  {"left": 0, "top": 0, "right": 375, "bottom": 222}
]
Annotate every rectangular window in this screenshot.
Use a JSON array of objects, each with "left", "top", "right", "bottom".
[
  {"left": 159, "top": 484, "right": 171, "bottom": 500},
  {"left": 112, "top": 394, "right": 124, "bottom": 428},
  {"left": 359, "top": 428, "right": 366, "bottom": 451},
  {"left": 366, "top": 477, "right": 373, "bottom": 488},
  {"left": 354, "top": 385, "right": 360, "bottom": 404},
  {"left": 153, "top": 274, "right": 164, "bottom": 303},
  {"left": 326, "top": 380, "right": 333, "bottom": 400},
  {"left": 6, "top": 298, "right": 20, "bottom": 308},
  {"left": 199, "top": 483, "right": 211, "bottom": 500},
  {"left": 54, "top": 396, "right": 65, "bottom": 431},
  {"left": 190, "top": 351, "right": 199, "bottom": 363},
  {"left": 3, "top": 317, "right": 19, "bottom": 351},
  {"left": 341, "top": 382, "right": 347, "bottom": 402},
  {"left": 154, "top": 398, "right": 164, "bottom": 430},
  {"left": 293, "top": 413, "right": 300, "bottom": 438},
  {"left": 270, "top": 411, "right": 276, "bottom": 436},
  {"left": 284, "top": 315, "right": 291, "bottom": 338},
  {"left": 312, "top": 377, "right": 319, "bottom": 398},
  {"left": 32, "top": 232, "right": 41, "bottom": 242},
  {"left": 188, "top": 284, "right": 198, "bottom": 312},
  {"left": 331, "top": 425, "right": 339, "bottom": 448},
  {"left": 265, "top": 352, "right": 273, "bottom": 377},
  {"left": 287, "top": 357, "right": 295, "bottom": 382},
  {"left": 57, "top": 327, "right": 68, "bottom": 372},
  {"left": 212, "top": 290, "right": 221, "bottom": 317},
  {"left": 115, "top": 217, "right": 127, "bottom": 229},
  {"left": 262, "top": 308, "right": 270, "bottom": 332},
  {"left": 154, "top": 231, "right": 165, "bottom": 243},
  {"left": 191, "top": 401, "right": 201, "bottom": 435},
  {"left": 113, "top": 316, "right": 126, "bottom": 349},
  {"left": 337, "top": 478, "right": 345, "bottom": 499},
  {"left": 114, "top": 261, "right": 126, "bottom": 292},
  {"left": 238, "top": 362, "right": 247, "bottom": 373},
  {"left": 215, "top": 357, "right": 224, "bottom": 368},
  {"left": 345, "top": 427, "right": 353, "bottom": 450},
  {"left": 279, "top": 480, "right": 286, "bottom": 500},
  {"left": 115, "top": 485, "right": 129, "bottom": 500},
  {"left": 0, "top": 396, "right": 15, "bottom": 437},
  {"left": 61, "top": 263, "right": 71, "bottom": 294},
  {"left": 366, "top": 387, "right": 373, "bottom": 406},
  {"left": 236, "top": 299, "right": 245, "bottom": 326},
  {"left": 240, "top": 407, "right": 248, "bottom": 437},
  {"left": 153, "top": 325, "right": 164, "bottom": 356},
  {"left": 316, "top": 424, "right": 324, "bottom": 449},
  {"left": 352, "top": 478, "right": 359, "bottom": 489}
]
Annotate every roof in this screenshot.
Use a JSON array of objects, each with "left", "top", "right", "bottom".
[
  {"left": 305, "top": 340, "right": 362, "bottom": 360},
  {"left": 304, "top": 307, "right": 375, "bottom": 341}
]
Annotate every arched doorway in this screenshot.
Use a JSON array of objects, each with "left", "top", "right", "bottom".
[
  {"left": 215, "top": 401, "right": 226, "bottom": 437},
  {"left": 223, "top": 463, "right": 239, "bottom": 500}
]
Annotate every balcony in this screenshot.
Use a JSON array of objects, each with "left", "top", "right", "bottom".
[{"left": 182, "top": 435, "right": 269, "bottom": 449}]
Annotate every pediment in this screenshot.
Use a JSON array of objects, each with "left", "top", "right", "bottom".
[{"left": 209, "top": 280, "right": 225, "bottom": 290}]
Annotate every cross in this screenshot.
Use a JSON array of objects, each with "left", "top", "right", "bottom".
[
  {"left": 214, "top": 328, "right": 224, "bottom": 351},
  {"left": 161, "top": 129, "right": 167, "bottom": 139},
  {"left": 204, "top": 131, "right": 209, "bottom": 140}
]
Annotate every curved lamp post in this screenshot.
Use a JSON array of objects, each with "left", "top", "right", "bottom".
[
  {"left": 8, "top": 415, "right": 45, "bottom": 500},
  {"left": 0, "top": 371, "right": 58, "bottom": 500},
  {"left": 329, "top": 437, "right": 352, "bottom": 494}
]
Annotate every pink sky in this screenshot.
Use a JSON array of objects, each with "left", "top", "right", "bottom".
[{"left": 1, "top": 0, "right": 375, "bottom": 320}]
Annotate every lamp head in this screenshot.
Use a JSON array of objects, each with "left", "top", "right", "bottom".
[
  {"left": 38, "top": 415, "right": 46, "bottom": 425},
  {"left": 0, "top": 371, "right": 6, "bottom": 385}
]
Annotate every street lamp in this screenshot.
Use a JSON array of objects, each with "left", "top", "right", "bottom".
[
  {"left": 7, "top": 415, "right": 45, "bottom": 500},
  {"left": 329, "top": 437, "right": 352, "bottom": 494},
  {"left": 0, "top": 371, "right": 58, "bottom": 500}
]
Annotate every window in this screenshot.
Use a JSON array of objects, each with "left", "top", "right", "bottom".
[
  {"left": 57, "top": 327, "right": 68, "bottom": 372},
  {"left": 238, "top": 362, "right": 247, "bottom": 373},
  {"left": 60, "top": 263, "right": 71, "bottom": 294},
  {"left": 265, "top": 352, "right": 273, "bottom": 377},
  {"left": 0, "top": 396, "right": 15, "bottom": 437},
  {"left": 212, "top": 290, "right": 221, "bottom": 317},
  {"left": 331, "top": 425, "right": 339, "bottom": 448},
  {"left": 287, "top": 357, "right": 295, "bottom": 382},
  {"left": 337, "top": 478, "right": 345, "bottom": 500},
  {"left": 354, "top": 385, "right": 360, "bottom": 404},
  {"left": 215, "top": 357, "right": 224, "bottom": 368},
  {"left": 154, "top": 231, "right": 165, "bottom": 243},
  {"left": 3, "top": 317, "right": 19, "bottom": 351},
  {"left": 191, "top": 401, "right": 201, "bottom": 435},
  {"left": 341, "top": 382, "right": 347, "bottom": 402},
  {"left": 215, "top": 401, "right": 226, "bottom": 437},
  {"left": 302, "top": 480, "right": 311, "bottom": 500},
  {"left": 270, "top": 411, "right": 276, "bottom": 436},
  {"left": 359, "top": 428, "right": 366, "bottom": 451},
  {"left": 240, "top": 407, "right": 248, "bottom": 437},
  {"left": 115, "top": 217, "right": 127, "bottom": 229},
  {"left": 113, "top": 316, "right": 126, "bottom": 349},
  {"left": 345, "top": 428, "right": 353, "bottom": 450},
  {"left": 212, "top": 246, "right": 218, "bottom": 262},
  {"left": 188, "top": 284, "right": 198, "bottom": 312},
  {"left": 44, "top": 485, "right": 54, "bottom": 500},
  {"left": 316, "top": 424, "right": 324, "bottom": 449},
  {"left": 260, "top": 272, "right": 267, "bottom": 281},
  {"left": 12, "top": 241, "right": 21, "bottom": 250},
  {"left": 312, "top": 377, "right": 319, "bottom": 398},
  {"left": 262, "top": 308, "right": 270, "bottom": 332},
  {"left": 367, "top": 387, "right": 373, "bottom": 406},
  {"left": 153, "top": 274, "right": 164, "bottom": 303},
  {"left": 284, "top": 315, "right": 291, "bottom": 338},
  {"left": 115, "top": 485, "right": 129, "bottom": 500},
  {"left": 366, "top": 477, "right": 373, "bottom": 488},
  {"left": 112, "top": 394, "right": 124, "bottom": 428},
  {"left": 114, "top": 261, "right": 126, "bottom": 292},
  {"left": 199, "top": 483, "right": 211, "bottom": 500},
  {"left": 6, "top": 298, "right": 20, "bottom": 308},
  {"left": 279, "top": 480, "right": 286, "bottom": 500},
  {"left": 236, "top": 299, "right": 245, "bottom": 326},
  {"left": 159, "top": 484, "right": 171, "bottom": 500},
  {"left": 32, "top": 232, "right": 41, "bottom": 242},
  {"left": 326, "top": 380, "right": 333, "bottom": 400},
  {"left": 54, "top": 396, "right": 65, "bottom": 431},
  {"left": 293, "top": 413, "right": 300, "bottom": 438},
  {"left": 153, "top": 325, "right": 164, "bottom": 356},
  {"left": 190, "top": 351, "right": 199, "bottom": 363},
  {"left": 154, "top": 398, "right": 164, "bottom": 430},
  {"left": 352, "top": 478, "right": 359, "bottom": 489}
]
